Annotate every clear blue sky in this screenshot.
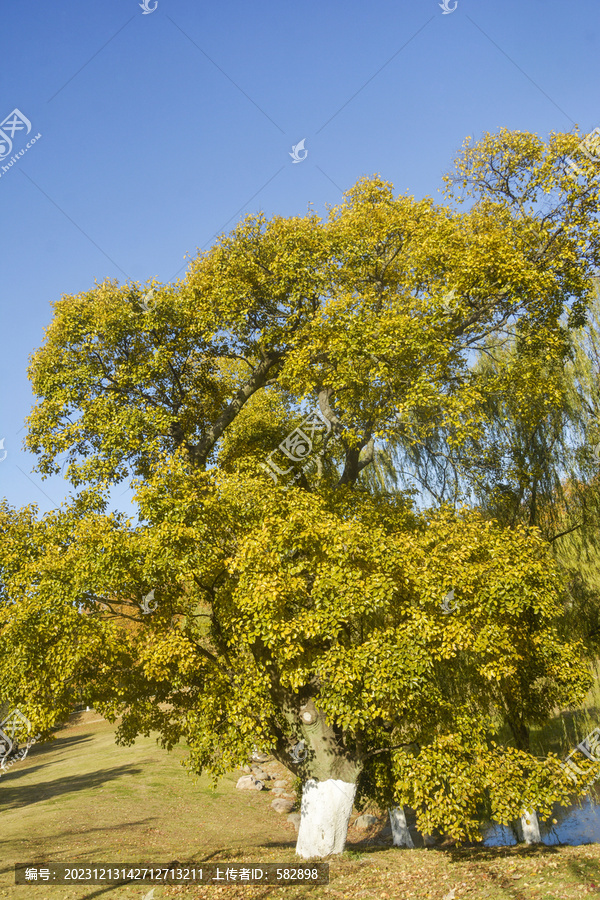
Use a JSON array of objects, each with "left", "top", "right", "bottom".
[{"left": 1, "top": 0, "right": 598, "bottom": 517}]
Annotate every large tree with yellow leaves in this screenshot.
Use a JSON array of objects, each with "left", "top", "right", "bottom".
[{"left": 2, "top": 128, "right": 600, "bottom": 856}]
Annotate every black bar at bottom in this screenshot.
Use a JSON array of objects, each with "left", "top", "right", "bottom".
[{"left": 15, "top": 862, "right": 329, "bottom": 885}]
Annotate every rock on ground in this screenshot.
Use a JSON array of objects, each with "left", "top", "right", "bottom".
[
  {"left": 236, "top": 775, "right": 264, "bottom": 791},
  {"left": 271, "top": 798, "right": 295, "bottom": 814},
  {"left": 272, "top": 788, "right": 296, "bottom": 798},
  {"left": 353, "top": 814, "right": 379, "bottom": 830}
]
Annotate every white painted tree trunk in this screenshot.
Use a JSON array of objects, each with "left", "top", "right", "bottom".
[
  {"left": 295, "top": 778, "right": 357, "bottom": 859},
  {"left": 516, "top": 809, "right": 541, "bottom": 843},
  {"left": 388, "top": 807, "right": 414, "bottom": 848}
]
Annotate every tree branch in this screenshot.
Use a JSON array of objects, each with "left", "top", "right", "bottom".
[
  {"left": 547, "top": 521, "right": 583, "bottom": 543},
  {"left": 186, "top": 351, "right": 285, "bottom": 466},
  {"left": 363, "top": 740, "right": 420, "bottom": 760}
]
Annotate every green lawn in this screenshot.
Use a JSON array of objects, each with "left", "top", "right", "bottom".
[
  {"left": 0, "top": 711, "right": 296, "bottom": 899},
  {"left": 3, "top": 712, "right": 600, "bottom": 899}
]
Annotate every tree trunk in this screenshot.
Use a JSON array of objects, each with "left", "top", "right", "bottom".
[
  {"left": 506, "top": 712, "right": 530, "bottom": 751},
  {"left": 388, "top": 807, "right": 414, "bottom": 848},
  {"left": 296, "top": 778, "right": 357, "bottom": 858},
  {"left": 290, "top": 699, "right": 363, "bottom": 858},
  {"left": 515, "top": 809, "right": 541, "bottom": 843},
  {"left": 253, "top": 683, "right": 364, "bottom": 860}
]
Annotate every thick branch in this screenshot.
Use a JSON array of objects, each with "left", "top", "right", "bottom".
[
  {"left": 337, "top": 434, "right": 374, "bottom": 487},
  {"left": 317, "top": 387, "right": 343, "bottom": 429},
  {"left": 177, "top": 351, "right": 285, "bottom": 467},
  {"left": 363, "top": 740, "right": 420, "bottom": 760}
]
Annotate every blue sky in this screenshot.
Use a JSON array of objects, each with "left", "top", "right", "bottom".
[{"left": 1, "top": 0, "right": 598, "bottom": 518}]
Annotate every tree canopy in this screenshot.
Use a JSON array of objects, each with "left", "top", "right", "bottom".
[{"left": 2, "top": 126, "right": 600, "bottom": 853}]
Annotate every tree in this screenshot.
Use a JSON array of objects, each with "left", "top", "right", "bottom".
[
  {"left": 1, "top": 128, "right": 600, "bottom": 857},
  {"left": 421, "top": 279, "right": 600, "bottom": 754}
]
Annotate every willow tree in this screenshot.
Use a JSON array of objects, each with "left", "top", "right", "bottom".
[
  {"left": 390, "top": 277, "right": 600, "bottom": 756},
  {"left": 1, "top": 127, "right": 600, "bottom": 858}
]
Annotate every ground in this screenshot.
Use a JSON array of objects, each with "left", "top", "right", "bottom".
[{"left": 2, "top": 712, "right": 600, "bottom": 898}]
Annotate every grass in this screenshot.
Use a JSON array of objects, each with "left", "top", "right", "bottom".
[{"left": 2, "top": 712, "right": 600, "bottom": 898}]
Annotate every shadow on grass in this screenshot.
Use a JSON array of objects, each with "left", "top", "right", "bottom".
[
  {"left": 196, "top": 841, "right": 298, "bottom": 862},
  {"left": 342, "top": 836, "right": 585, "bottom": 859},
  {"left": 0, "top": 818, "right": 157, "bottom": 874},
  {"left": 443, "top": 842, "right": 563, "bottom": 863},
  {"left": 0, "top": 762, "right": 52, "bottom": 783},
  {"left": 0, "top": 737, "right": 102, "bottom": 792},
  {"left": 2, "top": 731, "right": 93, "bottom": 757},
  {"left": 29, "top": 732, "right": 99, "bottom": 753},
  {"left": 0, "top": 763, "right": 143, "bottom": 811},
  {"left": 3, "top": 732, "right": 97, "bottom": 767}
]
